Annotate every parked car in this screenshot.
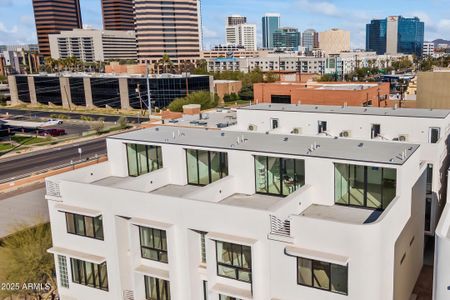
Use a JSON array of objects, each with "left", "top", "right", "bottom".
[
  {"left": 47, "top": 119, "right": 64, "bottom": 125},
  {"left": 38, "top": 128, "right": 66, "bottom": 137}
]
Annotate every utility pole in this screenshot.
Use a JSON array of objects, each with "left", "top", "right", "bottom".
[{"left": 146, "top": 64, "right": 151, "bottom": 119}]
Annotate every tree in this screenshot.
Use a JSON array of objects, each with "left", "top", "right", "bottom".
[
  {"left": 117, "top": 116, "right": 128, "bottom": 129},
  {"left": 0, "top": 223, "right": 56, "bottom": 300},
  {"left": 168, "top": 91, "right": 219, "bottom": 112},
  {"left": 92, "top": 117, "right": 105, "bottom": 134}
]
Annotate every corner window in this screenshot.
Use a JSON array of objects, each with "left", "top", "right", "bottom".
[
  {"left": 255, "top": 156, "right": 305, "bottom": 197},
  {"left": 216, "top": 241, "right": 252, "bottom": 283},
  {"left": 127, "top": 144, "right": 163, "bottom": 177},
  {"left": 429, "top": 127, "right": 440, "bottom": 144},
  {"left": 334, "top": 163, "right": 397, "bottom": 210},
  {"left": 297, "top": 257, "right": 348, "bottom": 295},
  {"left": 70, "top": 258, "right": 108, "bottom": 291},
  {"left": 139, "top": 226, "right": 168, "bottom": 263},
  {"left": 65, "top": 213, "right": 104, "bottom": 240},
  {"left": 186, "top": 149, "right": 228, "bottom": 186},
  {"left": 144, "top": 276, "right": 170, "bottom": 300}
]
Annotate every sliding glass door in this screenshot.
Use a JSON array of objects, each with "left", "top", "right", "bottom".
[
  {"left": 255, "top": 156, "right": 305, "bottom": 197},
  {"left": 334, "top": 163, "right": 397, "bottom": 210},
  {"left": 127, "top": 144, "right": 163, "bottom": 177},
  {"left": 186, "top": 149, "right": 228, "bottom": 186}
]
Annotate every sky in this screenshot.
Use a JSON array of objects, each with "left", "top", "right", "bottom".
[{"left": 0, "top": 0, "right": 449, "bottom": 49}]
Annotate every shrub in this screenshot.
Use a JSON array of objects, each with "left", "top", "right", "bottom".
[{"left": 168, "top": 91, "right": 219, "bottom": 112}]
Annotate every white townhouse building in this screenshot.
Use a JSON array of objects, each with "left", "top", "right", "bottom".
[
  {"left": 229, "top": 104, "right": 450, "bottom": 238},
  {"left": 45, "top": 103, "right": 447, "bottom": 300}
]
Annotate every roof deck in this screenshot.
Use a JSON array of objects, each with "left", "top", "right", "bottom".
[
  {"left": 111, "top": 126, "right": 419, "bottom": 165},
  {"left": 300, "top": 204, "right": 383, "bottom": 224},
  {"left": 240, "top": 103, "right": 450, "bottom": 119}
]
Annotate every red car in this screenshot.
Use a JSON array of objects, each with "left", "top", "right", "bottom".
[{"left": 39, "top": 128, "right": 66, "bottom": 137}]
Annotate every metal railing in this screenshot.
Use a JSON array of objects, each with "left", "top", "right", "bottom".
[{"left": 270, "top": 215, "right": 291, "bottom": 237}]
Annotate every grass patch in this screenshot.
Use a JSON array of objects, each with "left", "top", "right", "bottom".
[
  {"left": 0, "top": 143, "right": 14, "bottom": 152},
  {"left": 11, "top": 136, "right": 49, "bottom": 145}
]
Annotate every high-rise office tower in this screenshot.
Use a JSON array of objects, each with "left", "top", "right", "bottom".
[
  {"left": 302, "top": 29, "right": 319, "bottom": 50},
  {"left": 227, "top": 15, "right": 247, "bottom": 26},
  {"left": 319, "top": 28, "right": 351, "bottom": 54},
  {"left": 32, "top": 0, "right": 83, "bottom": 57},
  {"left": 101, "top": 0, "right": 135, "bottom": 31},
  {"left": 226, "top": 24, "right": 257, "bottom": 51},
  {"left": 134, "top": 0, "right": 202, "bottom": 65},
  {"left": 273, "top": 27, "right": 301, "bottom": 50},
  {"left": 366, "top": 16, "right": 424, "bottom": 56},
  {"left": 262, "top": 13, "right": 280, "bottom": 49}
]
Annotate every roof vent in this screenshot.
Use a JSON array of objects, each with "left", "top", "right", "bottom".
[
  {"left": 358, "top": 143, "right": 364, "bottom": 148},
  {"left": 283, "top": 137, "right": 289, "bottom": 142},
  {"left": 155, "top": 128, "right": 160, "bottom": 131},
  {"left": 221, "top": 132, "right": 225, "bottom": 136}
]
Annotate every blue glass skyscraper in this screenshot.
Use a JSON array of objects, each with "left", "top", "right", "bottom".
[
  {"left": 262, "top": 13, "right": 280, "bottom": 49},
  {"left": 366, "top": 16, "right": 424, "bottom": 56}
]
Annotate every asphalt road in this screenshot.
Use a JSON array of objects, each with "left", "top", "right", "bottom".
[
  {"left": 0, "top": 108, "right": 145, "bottom": 123},
  {"left": 0, "top": 138, "right": 107, "bottom": 181}
]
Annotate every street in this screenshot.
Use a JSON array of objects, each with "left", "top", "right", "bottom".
[{"left": 0, "top": 138, "right": 107, "bottom": 181}]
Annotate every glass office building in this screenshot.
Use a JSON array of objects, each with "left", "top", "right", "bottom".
[
  {"left": 273, "top": 27, "right": 301, "bottom": 50},
  {"left": 262, "top": 13, "right": 280, "bottom": 49},
  {"left": 366, "top": 16, "right": 424, "bottom": 56}
]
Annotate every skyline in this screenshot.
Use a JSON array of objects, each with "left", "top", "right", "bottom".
[{"left": 0, "top": 0, "right": 449, "bottom": 49}]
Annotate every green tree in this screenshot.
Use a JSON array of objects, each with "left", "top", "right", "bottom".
[
  {"left": 168, "top": 91, "right": 219, "bottom": 112},
  {"left": 0, "top": 223, "right": 56, "bottom": 300},
  {"left": 239, "top": 86, "right": 254, "bottom": 100}
]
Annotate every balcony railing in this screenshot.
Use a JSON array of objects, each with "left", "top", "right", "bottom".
[{"left": 270, "top": 215, "right": 291, "bottom": 237}]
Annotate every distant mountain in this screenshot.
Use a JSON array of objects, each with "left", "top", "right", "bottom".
[{"left": 432, "top": 39, "right": 450, "bottom": 47}]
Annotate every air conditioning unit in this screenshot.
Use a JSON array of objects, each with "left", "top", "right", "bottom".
[
  {"left": 248, "top": 124, "right": 257, "bottom": 131},
  {"left": 291, "top": 127, "right": 302, "bottom": 135},
  {"left": 340, "top": 130, "right": 351, "bottom": 138},
  {"left": 398, "top": 134, "right": 408, "bottom": 142}
]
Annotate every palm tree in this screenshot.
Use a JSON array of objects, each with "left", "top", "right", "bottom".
[{"left": 157, "top": 53, "right": 174, "bottom": 74}]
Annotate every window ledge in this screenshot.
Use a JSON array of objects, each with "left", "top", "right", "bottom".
[
  {"left": 135, "top": 264, "right": 170, "bottom": 281},
  {"left": 211, "top": 282, "right": 252, "bottom": 300}
]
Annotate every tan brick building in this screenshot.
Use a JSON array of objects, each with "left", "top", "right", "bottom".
[{"left": 417, "top": 71, "right": 450, "bottom": 109}]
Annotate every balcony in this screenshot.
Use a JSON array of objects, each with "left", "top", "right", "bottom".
[{"left": 300, "top": 204, "right": 383, "bottom": 225}]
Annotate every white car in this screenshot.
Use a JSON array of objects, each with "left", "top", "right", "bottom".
[{"left": 47, "top": 119, "right": 63, "bottom": 125}]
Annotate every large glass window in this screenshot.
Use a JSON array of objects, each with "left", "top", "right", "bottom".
[
  {"left": 216, "top": 241, "right": 252, "bottom": 283},
  {"left": 334, "top": 163, "right": 397, "bottom": 210},
  {"left": 65, "top": 213, "right": 104, "bottom": 240},
  {"left": 255, "top": 156, "right": 305, "bottom": 197},
  {"left": 70, "top": 258, "right": 108, "bottom": 291},
  {"left": 144, "top": 276, "right": 170, "bottom": 300},
  {"left": 127, "top": 144, "right": 163, "bottom": 177},
  {"left": 139, "top": 227, "right": 168, "bottom": 263},
  {"left": 297, "top": 257, "right": 348, "bottom": 295},
  {"left": 186, "top": 150, "right": 228, "bottom": 186},
  {"left": 219, "top": 296, "right": 243, "bottom": 300}
]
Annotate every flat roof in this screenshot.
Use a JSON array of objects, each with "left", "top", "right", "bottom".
[
  {"left": 110, "top": 126, "right": 419, "bottom": 165},
  {"left": 15, "top": 73, "right": 209, "bottom": 79},
  {"left": 240, "top": 103, "right": 450, "bottom": 119}
]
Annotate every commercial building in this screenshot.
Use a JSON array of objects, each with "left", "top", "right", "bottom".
[
  {"left": 366, "top": 16, "right": 425, "bottom": 56},
  {"left": 226, "top": 24, "right": 257, "bottom": 51},
  {"left": 339, "top": 51, "right": 412, "bottom": 76},
  {"left": 101, "top": 0, "right": 135, "bottom": 31},
  {"left": 32, "top": 0, "right": 83, "bottom": 57},
  {"left": 273, "top": 27, "right": 301, "bottom": 50},
  {"left": 262, "top": 13, "right": 281, "bottom": 49},
  {"left": 214, "top": 80, "right": 242, "bottom": 103},
  {"left": 253, "top": 82, "right": 390, "bottom": 107},
  {"left": 8, "top": 73, "right": 212, "bottom": 109},
  {"left": 49, "top": 29, "right": 137, "bottom": 62},
  {"left": 134, "top": 0, "right": 202, "bottom": 65},
  {"left": 44, "top": 103, "right": 449, "bottom": 300},
  {"left": 417, "top": 71, "right": 450, "bottom": 109},
  {"left": 201, "top": 45, "right": 265, "bottom": 59},
  {"left": 302, "top": 29, "right": 319, "bottom": 51},
  {"left": 0, "top": 49, "right": 41, "bottom": 75},
  {"left": 227, "top": 15, "right": 247, "bottom": 26},
  {"left": 319, "top": 29, "right": 351, "bottom": 55},
  {"left": 423, "top": 42, "right": 435, "bottom": 57}
]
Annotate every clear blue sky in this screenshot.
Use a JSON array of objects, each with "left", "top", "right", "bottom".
[{"left": 0, "top": 0, "right": 449, "bottom": 49}]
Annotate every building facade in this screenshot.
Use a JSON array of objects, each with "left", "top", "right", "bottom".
[
  {"left": 9, "top": 73, "right": 213, "bottom": 109},
  {"left": 302, "top": 29, "right": 319, "bottom": 51},
  {"left": 44, "top": 103, "right": 450, "bottom": 300},
  {"left": 101, "top": 0, "right": 135, "bottom": 31},
  {"left": 227, "top": 15, "right": 247, "bottom": 26},
  {"left": 49, "top": 29, "right": 137, "bottom": 62},
  {"left": 318, "top": 29, "right": 351, "bottom": 55},
  {"left": 417, "top": 71, "right": 450, "bottom": 109},
  {"left": 366, "top": 16, "right": 425, "bottom": 56},
  {"left": 273, "top": 27, "right": 301, "bottom": 50},
  {"left": 32, "top": 0, "right": 83, "bottom": 57},
  {"left": 134, "top": 0, "right": 202, "bottom": 65},
  {"left": 225, "top": 24, "right": 257, "bottom": 51},
  {"left": 423, "top": 42, "right": 435, "bottom": 57},
  {"left": 262, "top": 13, "right": 281, "bottom": 49}
]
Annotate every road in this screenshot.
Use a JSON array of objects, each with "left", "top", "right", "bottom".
[
  {"left": 0, "top": 107, "right": 146, "bottom": 123},
  {"left": 0, "top": 138, "right": 107, "bottom": 181}
]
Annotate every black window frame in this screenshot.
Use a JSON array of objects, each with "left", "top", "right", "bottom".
[
  {"left": 429, "top": 127, "right": 440, "bottom": 144},
  {"left": 65, "top": 212, "right": 104, "bottom": 240},
  {"left": 297, "top": 257, "right": 348, "bottom": 295},
  {"left": 139, "top": 226, "right": 169, "bottom": 263},
  {"left": 186, "top": 149, "right": 229, "bottom": 186},
  {"left": 126, "top": 143, "right": 163, "bottom": 177},
  {"left": 371, "top": 124, "right": 381, "bottom": 139},
  {"left": 70, "top": 258, "right": 109, "bottom": 291},
  {"left": 215, "top": 241, "right": 252, "bottom": 284},
  {"left": 144, "top": 275, "right": 171, "bottom": 300},
  {"left": 318, "top": 121, "right": 327, "bottom": 133}
]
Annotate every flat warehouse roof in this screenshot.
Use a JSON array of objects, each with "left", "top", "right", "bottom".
[
  {"left": 110, "top": 126, "right": 419, "bottom": 165},
  {"left": 240, "top": 103, "right": 450, "bottom": 119}
]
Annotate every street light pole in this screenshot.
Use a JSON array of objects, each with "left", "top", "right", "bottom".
[{"left": 146, "top": 63, "right": 152, "bottom": 119}]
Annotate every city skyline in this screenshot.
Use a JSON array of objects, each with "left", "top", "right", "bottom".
[{"left": 0, "top": 0, "right": 449, "bottom": 49}]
